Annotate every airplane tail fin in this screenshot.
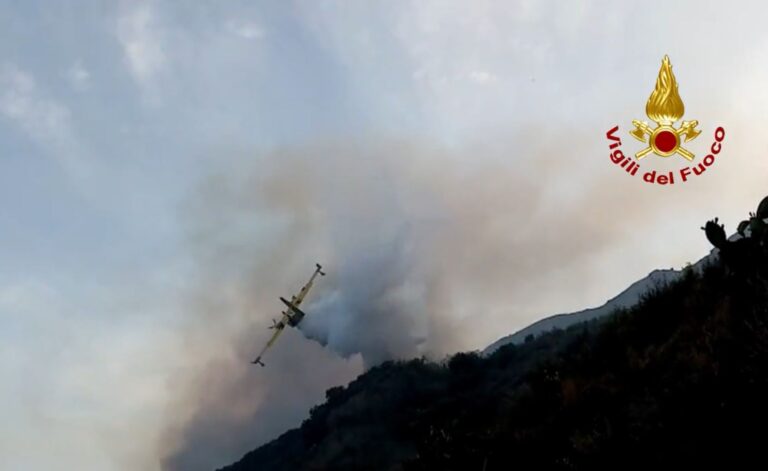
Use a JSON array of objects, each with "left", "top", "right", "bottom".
[
  {"left": 280, "top": 296, "right": 305, "bottom": 313},
  {"left": 252, "top": 357, "right": 265, "bottom": 367},
  {"left": 316, "top": 263, "right": 326, "bottom": 276},
  {"left": 280, "top": 296, "right": 307, "bottom": 326}
]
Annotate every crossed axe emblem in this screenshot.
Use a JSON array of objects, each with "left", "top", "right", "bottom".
[{"left": 630, "top": 119, "right": 701, "bottom": 161}]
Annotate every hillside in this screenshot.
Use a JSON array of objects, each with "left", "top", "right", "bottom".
[
  {"left": 482, "top": 267, "right": 687, "bottom": 355},
  {"left": 220, "top": 210, "right": 768, "bottom": 470}
]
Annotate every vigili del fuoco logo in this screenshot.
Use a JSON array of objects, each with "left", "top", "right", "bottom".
[{"left": 606, "top": 55, "right": 725, "bottom": 185}]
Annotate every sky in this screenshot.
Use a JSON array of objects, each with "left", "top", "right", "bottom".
[{"left": 2, "top": 1, "right": 768, "bottom": 470}]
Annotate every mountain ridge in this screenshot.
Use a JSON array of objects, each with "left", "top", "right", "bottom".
[{"left": 482, "top": 244, "right": 723, "bottom": 355}]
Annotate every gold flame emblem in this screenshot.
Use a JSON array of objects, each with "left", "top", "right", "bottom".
[{"left": 630, "top": 55, "right": 701, "bottom": 160}]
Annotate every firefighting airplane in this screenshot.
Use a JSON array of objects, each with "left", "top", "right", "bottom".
[{"left": 251, "top": 263, "right": 326, "bottom": 366}]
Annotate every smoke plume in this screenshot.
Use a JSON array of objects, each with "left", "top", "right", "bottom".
[{"left": 160, "top": 135, "right": 699, "bottom": 470}]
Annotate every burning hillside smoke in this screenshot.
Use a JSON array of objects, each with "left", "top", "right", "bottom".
[{"left": 160, "top": 136, "right": 695, "bottom": 470}]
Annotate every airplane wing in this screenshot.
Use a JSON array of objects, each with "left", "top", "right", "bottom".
[
  {"left": 290, "top": 264, "right": 326, "bottom": 308},
  {"left": 251, "top": 323, "right": 286, "bottom": 366}
]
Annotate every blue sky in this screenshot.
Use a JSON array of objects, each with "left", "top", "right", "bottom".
[{"left": 2, "top": 1, "right": 768, "bottom": 469}]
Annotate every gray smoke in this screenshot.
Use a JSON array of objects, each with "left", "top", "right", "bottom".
[{"left": 160, "top": 136, "right": 695, "bottom": 470}]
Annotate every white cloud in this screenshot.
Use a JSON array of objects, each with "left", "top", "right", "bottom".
[
  {"left": 0, "top": 64, "right": 80, "bottom": 161},
  {"left": 468, "top": 70, "right": 498, "bottom": 84},
  {"left": 226, "top": 20, "right": 265, "bottom": 40},
  {"left": 65, "top": 61, "right": 91, "bottom": 91},
  {"left": 116, "top": 2, "right": 166, "bottom": 86},
  {"left": 0, "top": 279, "right": 60, "bottom": 317}
]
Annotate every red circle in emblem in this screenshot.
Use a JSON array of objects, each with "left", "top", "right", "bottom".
[{"left": 654, "top": 130, "right": 678, "bottom": 153}]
